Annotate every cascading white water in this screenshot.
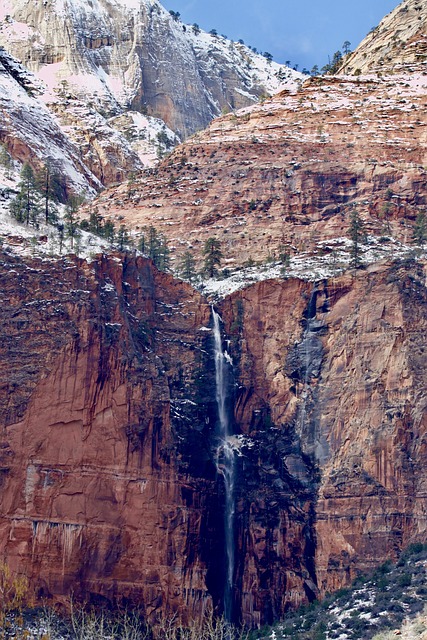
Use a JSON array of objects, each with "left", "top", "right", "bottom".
[{"left": 212, "top": 307, "right": 235, "bottom": 622}]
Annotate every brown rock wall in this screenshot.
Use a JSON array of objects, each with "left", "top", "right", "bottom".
[
  {"left": 218, "top": 259, "right": 427, "bottom": 623},
  {"left": 0, "top": 252, "right": 426, "bottom": 628},
  {"left": 0, "top": 251, "right": 220, "bottom": 623},
  {"left": 315, "top": 261, "right": 427, "bottom": 592}
]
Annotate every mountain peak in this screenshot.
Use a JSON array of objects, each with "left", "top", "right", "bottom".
[
  {"left": 0, "top": 0, "right": 301, "bottom": 138},
  {"left": 339, "top": 0, "right": 427, "bottom": 75}
]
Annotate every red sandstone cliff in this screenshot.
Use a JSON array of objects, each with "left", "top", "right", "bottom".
[
  {"left": 219, "top": 258, "right": 427, "bottom": 623},
  {"left": 0, "top": 250, "right": 426, "bottom": 627},
  {"left": 0, "top": 251, "right": 221, "bottom": 623},
  {"left": 1, "top": 0, "right": 426, "bottom": 629}
]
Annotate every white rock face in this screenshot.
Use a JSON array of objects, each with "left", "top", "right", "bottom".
[
  {"left": 0, "top": 0, "right": 302, "bottom": 138},
  {"left": 0, "top": 0, "right": 302, "bottom": 193},
  {"left": 340, "top": 0, "right": 427, "bottom": 75},
  {"left": 0, "top": 48, "right": 100, "bottom": 195}
]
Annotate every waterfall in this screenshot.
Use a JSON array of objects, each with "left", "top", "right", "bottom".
[{"left": 212, "top": 307, "right": 235, "bottom": 622}]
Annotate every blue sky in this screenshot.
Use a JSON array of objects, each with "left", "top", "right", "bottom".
[{"left": 166, "top": 0, "right": 400, "bottom": 70}]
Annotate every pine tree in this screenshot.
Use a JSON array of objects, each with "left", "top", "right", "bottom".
[
  {"left": 139, "top": 225, "right": 170, "bottom": 271},
  {"left": 348, "top": 209, "right": 365, "bottom": 268},
  {"left": 64, "top": 195, "right": 82, "bottom": 250},
  {"left": 10, "top": 163, "right": 42, "bottom": 226},
  {"left": 278, "top": 244, "right": 291, "bottom": 267},
  {"left": 412, "top": 212, "right": 427, "bottom": 247},
  {"left": 179, "top": 250, "right": 197, "bottom": 283},
  {"left": 87, "top": 209, "right": 104, "bottom": 235},
  {"left": 203, "top": 237, "right": 223, "bottom": 277},
  {"left": 342, "top": 41, "right": 352, "bottom": 55},
  {"left": 155, "top": 238, "right": 170, "bottom": 271},
  {"left": 148, "top": 225, "right": 159, "bottom": 259},
  {"left": 116, "top": 224, "right": 130, "bottom": 251},
  {"left": 330, "top": 50, "right": 343, "bottom": 73},
  {"left": 57, "top": 222, "right": 65, "bottom": 254},
  {"left": 0, "top": 144, "right": 13, "bottom": 173},
  {"left": 103, "top": 220, "right": 115, "bottom": 243},
  {"left": 36, "top": 162, "right": 60, "bottom": 224}
]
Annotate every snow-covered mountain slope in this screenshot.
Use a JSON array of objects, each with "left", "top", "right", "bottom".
[
  {"left": 0, "top": 42, "right": 180, "bottom": 192},
  {"left": 0, "top": 0, "right": 302, "bottom": 140},
  {"left": 0, "top": 47, "right": 100, "bottom": 195},
  {"left": 0, "top": 0, "right": 301, "bottom": 193}
]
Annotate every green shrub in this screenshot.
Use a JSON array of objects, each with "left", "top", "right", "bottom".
[{"left": 397, "top": 573, "right": 412, "bottom": 588}]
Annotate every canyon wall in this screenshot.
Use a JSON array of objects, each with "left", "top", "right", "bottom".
[
  {"left": 0, "top": 251, "right": 426, "bottom": 627},
  {"left": 0, "top": 251, "right": 223, "bottom": 623},
  {"left": 220, "top": 259, "right": 427, "bottom": 623},
  {"left": 96, "top": 70, "right": 427, "bottom": 270}
]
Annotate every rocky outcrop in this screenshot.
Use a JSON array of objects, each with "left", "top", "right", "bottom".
[
  {"left": 0, "top": 250, "right": 426, "bottom": 628},
  {"left": 0, "top": 45, "right": 171, "bottom": 191},
  {"left": 339, "top": 0, "right": 427, "bottom": 75},
  {"left": 314, "top": 261, "right": 427, "bottom": 594}
]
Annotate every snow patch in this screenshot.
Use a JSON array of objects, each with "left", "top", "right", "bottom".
[{"left": 198, "top": 235, "right": 425, "bottom": 299}]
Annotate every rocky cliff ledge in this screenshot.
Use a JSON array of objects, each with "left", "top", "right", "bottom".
[{"left": 0, "top": 252, "right": 426, "bottom": 627}]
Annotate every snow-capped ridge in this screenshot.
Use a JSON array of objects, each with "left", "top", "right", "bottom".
[
  {"left": 0, "top": 0, "right": 302, "bottom": 137},
  {"left": 0, "top": 0, "right": 302, "bottom": 196}
]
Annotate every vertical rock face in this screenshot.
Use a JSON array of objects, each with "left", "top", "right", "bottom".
[
  {"left": 0, "top": 251, "right": 426, "bottom": 628},
  {"left": 0, "top": 251, "right": 223, "bottom": 623},
  {"left": 0, "top": 0, "right": 298, "bottom": 139},
  {"left": 0, "top": 0, "right": 426, "bottom": 629},
  {"left": 314, "top": 262, "right": 427, "bottom": 594},
  {"left": 220, "top": 280, "right": 321, "bottom": 626},
  {"left": 219, "top": 260, "right": 427, "bottom": 625}
]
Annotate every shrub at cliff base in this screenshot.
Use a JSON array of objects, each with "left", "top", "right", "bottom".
[
  {"left": 257, "top": 543, "right": 427, "bottom": 640},
  {"left": 0, "top": 562, "right": 32, "bottom": 639}
]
